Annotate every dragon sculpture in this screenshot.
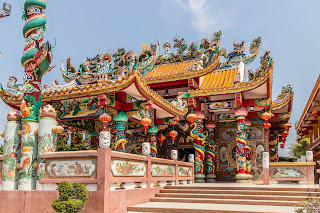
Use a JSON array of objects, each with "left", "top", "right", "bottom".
[
  {"left": 248, "top": 50, "right": 273, "bottom": 81},
  {"left": 190, "top": 119, "right": 206, "bottom": 175},
  {"left": 61, "top": 43, "right": 159, "bottom": 83},
  {"left": 21, "top": 0, "right": 54, "bottom": 122},
  {"left": 204, "top": 128, "right": 216, "bottom": 176}
]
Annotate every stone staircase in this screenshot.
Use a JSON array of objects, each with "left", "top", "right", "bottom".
[{"left": 127, "top": 184, "right": 320, "bottom": 213}]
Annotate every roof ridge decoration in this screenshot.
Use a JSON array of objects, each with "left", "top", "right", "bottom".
[
  {"left": 271, "top": 84, "right": 294, "bottom": 110},
  {"left": 61, "top": 42, "right": 160, "bottom": 84},
  {"left": 217, "top": 37, "right": 262, "bottom": 70},
  {"left": 0, "top": 70, "right": 188, "bottom": 118}
]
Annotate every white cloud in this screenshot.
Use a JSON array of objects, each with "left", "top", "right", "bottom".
[{"left": 161, "top": 0, "right": 233, "bottom": 34}]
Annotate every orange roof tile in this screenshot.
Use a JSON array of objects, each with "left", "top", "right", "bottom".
[{"left": 144, "top": 54, "right": 221, "bottom": 84}]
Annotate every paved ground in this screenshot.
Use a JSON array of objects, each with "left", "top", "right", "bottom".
[{"left": 128, "top": 202, "right": 296, "bottom": 213}]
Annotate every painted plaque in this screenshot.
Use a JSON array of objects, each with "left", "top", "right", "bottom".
[
  {"left": 269, "top": 168, "right": 306, "bottom": 178},
  {"left": 46, "top": 159, "right": 97, "bottom": 177},
  {"left": 151, "top": 164, "right": 174, "bottom": 177},
  {"left": 216, "top": 113, "right": 236, "bottom": 121},
  {"left": 204, "top": 101, "right": 234, "bottom": 110},
  {"left": 178, "top": 166, "right": 192, "bottom": 177},
  {"left": 111, "top": 159, "right": 146, "bottom": 177}
]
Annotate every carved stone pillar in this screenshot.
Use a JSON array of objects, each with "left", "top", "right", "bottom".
[
  {"left": 234, "top": 107, "right": 248, "bottom": 183},
  {"left": 2, "top": 110, "right": 22, "bottom": 190},
  {"left": 113, "top": 111, "right": 128, "bottom": 152},
  {"left": 36, "top": 105, "right": 63, "bottom": 190}
]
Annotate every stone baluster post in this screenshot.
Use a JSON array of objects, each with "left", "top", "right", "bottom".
[
  {"left": 18, "top": 120, "right": 39, "bottom": 190},
  {"left": 192, "top": 111, "right": 206, "bottom": 183},
  {"left": 234, "top": 107, "right": 248, "bottom": 183},
  {"left": 36, "top": 105, "right": 63, "bottom": 190},
  {"left": 263, "top": 152, "right": 269, "bottom": 185},
  {"left": 1, "top": 110, "right": 22, "bottom": 190},
  {"left": 147, "top": 125, "right": 158, "bottom": 157},
  {"left": 113, "top": 111, "right": 128, "bottom": 152},
  {"left": 205, "top": 123, "right": 216, "bottom": 183}
]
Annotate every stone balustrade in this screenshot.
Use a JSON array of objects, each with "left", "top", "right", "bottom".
[
  {"left": 268, "top": 162, "right": 315, "bottom": 185},
  {"left": 38, "top": 148, "right": 194, "bottom": 191}
]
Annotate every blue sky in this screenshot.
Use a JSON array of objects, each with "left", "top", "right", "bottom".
[{"left": 0, "top": 0, "right": 319, "bottom": 157}]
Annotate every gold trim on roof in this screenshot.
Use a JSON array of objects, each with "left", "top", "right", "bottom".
[
  {"left": 296, "top": 75, "right": 320, "bottom": 130},
  {"left": 271, "top": 92, "right": 294, "bottom": 111},
  {"left": 0, "top": 71, "right": 188, "bottom": 118}
]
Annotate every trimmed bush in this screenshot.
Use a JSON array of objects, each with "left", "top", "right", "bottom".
[{"left": 52, "top": 181, "right": 88, "bottom": 213}]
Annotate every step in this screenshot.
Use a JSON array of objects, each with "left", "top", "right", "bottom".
[
  {"left": 149, "top": 197, "right": 297, "bottom": 206},
  {"left": 155, "top": 193, "right": 310, "bottom": 202},
  {"left": 127, "top": 202, "right": 295, "bottom": 213},
  {"left": 160, "top": 189, "right": 320, "bottom": 197},
  {"left": 164, "top": 185, "right": 320, "bottom": 192}
]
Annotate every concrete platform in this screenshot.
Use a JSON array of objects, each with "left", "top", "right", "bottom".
[
  {"left": 127, "top": 202, "right": 295, "bottom": 213},
  {"left": 127, "top": 182, "right": 316, "bottom": 212}
]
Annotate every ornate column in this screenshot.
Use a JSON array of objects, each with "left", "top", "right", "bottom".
[
  {"left": 147, "top": 125, "right": 158, "bottom": 157},
  {"left": 19, "top": 0, "right": 53, "bottom": 190},
  {"left": 205, "top": 122, "right": 216, "bottom": 183},
  {"left": 234, "top": 107, "right": 248, "bottom": 183},
  {"left": 113, "top": 111, "right": 128, "bottom": 152},
  {"left": 18, "top": 120, "right": 39, "bottom": 190},
  {"left": 36, "top": 105, "right": 63, "bottom": 190},
  {"left": 190, "top": 111, "right": 206, "bottom": 183},
  {"left": 245, "top": 119, "right": 252, "bottom": 181},
  {"left": 2, "top": 110, "right": 22, "bottom": 190}
]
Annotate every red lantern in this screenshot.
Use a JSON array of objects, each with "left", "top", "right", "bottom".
[
  {"left": 280, "top": 143, "right": 285, "bottom": 149},
  {"left": 306, "top": 121, "right": 313, "bottom": 126},
  {"left": 302, "top": 128, "right": 309, "bottom": 134},
  {"left": 141, "top": 118, "right": 151, "bottom": 134},
  {"left": 169, "top": 130, "right": 178, "bottom": 144},
  {"left": 99, "top": 113, "right": 112, "bottom": 130},
  {"left": 187, "top": 113, "right": 198, "bottom": 125},
  {"left": 299, "top": 133, "right": 304, "bottom": 137},
  {"left": 281, "top": 137, "right": 286, "bottom": 142},
  {"left": 282, "top": 131, "right": 289, "bottom": 137},
  {"left": 312, "top": 110, "right": 319, "bottom": 119},
  {"left": 284, "top": 123, "right": 292, "bottom": 130},
  {"left": 158, "top": 134, "right": 166, "bottom": 147},
  {"left": 263, "top": 122, "right": 271, "bottom": 129}
]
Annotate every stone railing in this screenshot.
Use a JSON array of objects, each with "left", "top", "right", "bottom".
[
  {"left": 268, "top": 162, "right": 315, "bottom": 185},
  {"left": 40, "top": 148, "right": 194, "bottom": 191}
]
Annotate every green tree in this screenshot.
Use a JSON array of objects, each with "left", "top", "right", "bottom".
[
  {"left": 52, "top": 181, "right": 88, "bottom": 213},
  {"left": 290, "top": 137, "right": 309, "bottom": 159}
]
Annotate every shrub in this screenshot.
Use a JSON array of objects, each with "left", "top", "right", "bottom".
[
  {"left": 52, "top": 181, "right": 88, "bottom": 213},
  {"left": 295, "top": 198, "right": 320, "bottom": 213},
  {"left": 290, "top": 137, "right": 309, "bottom": 159}
]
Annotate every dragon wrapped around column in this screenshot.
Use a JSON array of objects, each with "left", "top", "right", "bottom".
[
  {"left": 21, "top": 0, "right": 54, "bottom": 121},
  {"left": 18, "top": 0, "right": 54, "bottom": 190},
  {"left": 113, "top": 112, "right": 128, "bottom": 152},
  {"left": 190, "top": 117, "right": 206, "bottom": 183},
  {"left": 235, "top": 116, "right": 248, "bottom": 182},
  {"left": 147, "top": 125, "right": 158, "bottom": 157},
  {"left": 204, "top": 127, "right": 216, "bottom": 182},
  {"left": 245, "top": 126, "right": 252, "bottom": 181}
]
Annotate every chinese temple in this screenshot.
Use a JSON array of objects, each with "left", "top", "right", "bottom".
[
  {"left": 296, "top": 75, "right": 320, "bottom": 154},
  {"left": 0, "top": 0, "right": 294, "bottom": 187}
]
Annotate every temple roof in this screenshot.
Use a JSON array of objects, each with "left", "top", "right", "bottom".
[
  {"left": 189, "top": 66, "right": 271, "bottom": 97},
  {"left": 144, "top": 55, "right": 221, "bottom": 84},
  {"left": 296, "top": 74, "right": 320, "bottom": 130},
  {"left": 0, "top": 71, "right": 188, "bottom": 118}
]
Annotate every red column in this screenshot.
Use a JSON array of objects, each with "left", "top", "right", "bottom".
[{"left": 234, "top": 107, "right": 248, "bottom": 183}]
